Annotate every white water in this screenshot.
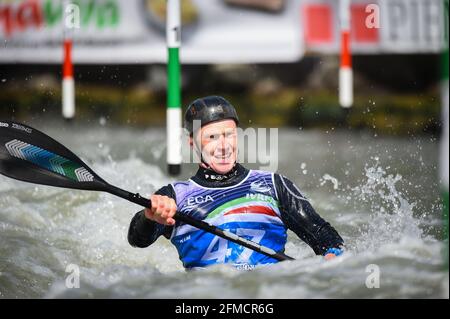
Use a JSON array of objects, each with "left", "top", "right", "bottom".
[{"left": 0, "top": 123, "right": 447, "bottom": 298}]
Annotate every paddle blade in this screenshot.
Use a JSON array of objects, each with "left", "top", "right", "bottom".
[{"left": 0, "top": 120, "right": 107, "bottom": 191}]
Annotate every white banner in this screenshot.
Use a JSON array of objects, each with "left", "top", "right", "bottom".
[
  {"left": 0, "top": 0, "right": 304, "bottom": 63},
  {"left": 303, "top": 0, "right": 448, "bottom": 54},
  {"left": 1, "top": 0, "right": 447, "bottom": 64}
]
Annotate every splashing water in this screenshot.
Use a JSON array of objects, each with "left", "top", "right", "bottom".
[
  {"left": 348, "top": 158, "right": 423, "bottom": 252},
  {"left": 0, "top": 125, "right": 447, "bottom": 298},
  {"left": 320, "top": 174, "right": 340, "bottom": 190}
]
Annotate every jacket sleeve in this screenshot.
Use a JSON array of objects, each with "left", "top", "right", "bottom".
[
  {"left": 127, "top": 184, "right": 175, "bottom": 248},
  {"left": 274, "top": 174, "right": 344, "bottom": 255}
]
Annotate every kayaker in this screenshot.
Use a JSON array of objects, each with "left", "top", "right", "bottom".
[{"left": 128, "top": 96, "right": 344, "bottom": 269}]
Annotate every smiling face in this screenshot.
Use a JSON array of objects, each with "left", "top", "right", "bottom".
[{"left": 190, "top": 119, "right": 238, "bottom": 174}]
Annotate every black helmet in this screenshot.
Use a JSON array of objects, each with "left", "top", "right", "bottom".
[{"left": 184, "top": 96, "right": 239, "bottom": 135}]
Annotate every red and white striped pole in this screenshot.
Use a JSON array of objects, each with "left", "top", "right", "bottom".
[
  {"left": 339, "top": 0, "right": 353, "bottom": 108},
  {"left": 62, "top": 0, "right": 75, "bottom": 120}
]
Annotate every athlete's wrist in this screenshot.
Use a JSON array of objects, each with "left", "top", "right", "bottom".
[{"left": 324, "top": 247, "right": 344, "bottom": 260}]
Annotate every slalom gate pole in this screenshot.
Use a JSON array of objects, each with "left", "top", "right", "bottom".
[
  {"left": 166, "top": 0, "right": 182, "bottom": 176},
  {"left": 339, "top": 0, "right": 353, "bottom": 108}
]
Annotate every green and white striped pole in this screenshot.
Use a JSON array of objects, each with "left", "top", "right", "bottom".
[
  {"left": 441, "top": 0, "right": 449, "bottom": 269},
  {"left": 166, "top": 0, "right": 182, "bottom": 176}
]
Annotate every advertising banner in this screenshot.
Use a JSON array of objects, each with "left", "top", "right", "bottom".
[{"left": 0, "top": 0, "right": 304, "bottom": 63}]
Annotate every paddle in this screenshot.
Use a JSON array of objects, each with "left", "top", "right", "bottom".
[{"left": 0, "top": 120, "right": 294, "bottom": 262}]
